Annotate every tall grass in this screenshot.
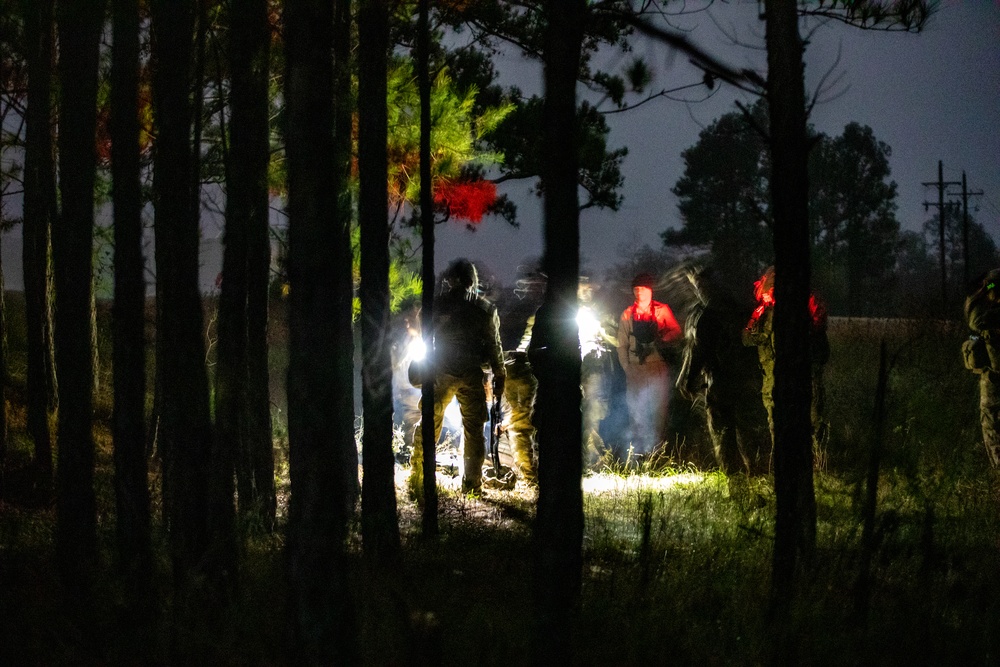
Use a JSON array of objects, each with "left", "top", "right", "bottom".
[{"left": 2, "top": 305, "right": 999, "bottom": 664}]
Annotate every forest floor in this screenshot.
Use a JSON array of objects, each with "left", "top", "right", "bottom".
[
  {"left": 3, "top": 428, "right": 999, "bottom": 665},
  {"left": 2, "top": 308, "right": 1000, "bottom": 664}
]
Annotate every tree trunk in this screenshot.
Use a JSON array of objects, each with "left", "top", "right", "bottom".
[
  {"left": 359, "top": 0, "right": 400, "bottom": 560},
  {"left": 241, "top": 0, "right": 278, "bottom": 528},
  {"left": 0, "top": 187, "right": 7, "bottom": 488},
  {"left": 764, "top": 0, "right": 817, "bottom": 617},
  {"left": 284, "top": 0, "right": 359, "bottom": 660},
  {"left": 333, "top": 0, "right": 360, "bottom": 517},
  {"left": 111, "top": 0, "right": 154, "bottom": 615},
  {"left": 20, "top": 0, "right": 55, "bottom": 481},
  {"left": 219, "top": 0, "right": 276, "bottom": 529},
  {"left": 417, "top": 0, "right": 439, "bottom": 537},
  {"left": 150, "top": 0, "right": 220, "bottom": 589},
  {"left": 531, "top": 1, "right": 586, "bottom": 662},
  {"left": 53, "top": 0, "right": 103, "bottom": 592}
]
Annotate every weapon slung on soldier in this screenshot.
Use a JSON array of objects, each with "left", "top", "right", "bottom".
[{"left": 484, "top": 382, "right": 516, "bottom": 490}]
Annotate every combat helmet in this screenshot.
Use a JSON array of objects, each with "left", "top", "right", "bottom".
[{"left": 443, "top": 258, "right": 479, "bottom": 294}]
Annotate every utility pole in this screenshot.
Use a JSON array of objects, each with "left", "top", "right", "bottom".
[
  {"left": 948, "top": 171, "right": 984, "bottom": 289},
  {"left": 922, "top": 160, "right": 960, "bottom": 313}
]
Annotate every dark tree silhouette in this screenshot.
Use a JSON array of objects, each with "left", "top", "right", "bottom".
[
  {"left": 763, "top": 1, "right": 816, "bottom": 618},
  {"left": 334, "top": 0, "right": 360, "bottom": 516},
  {"left": 762, "top": 0, "right": 931, "bottom": 622},
  {"left": 417, "top": 0, "right": 439, "bottom": 536},
  {"left": 240, "top": 0, "right": 278, "bottom": 530},
  {"left": 217, "top": 0, "right": 276, "bottom": 528},
  {"left": 530, "top": 1, "right": 585, "bottom": 662},
  {"left": 53, "top": 0, "right": 103, "bottom": 593},
  {"left": 666, "top": 100, "right": 772, "bottom": 289},
  {"left": 810, "top": 122, "right": 900, "bottom": 315},
  {"left": 359, "top": 0, "right": 400, "bottom": 558},
  {"left": 150, "top": 0, "right": 218, "bottom": 587},
  {"left": 110, "top": 0, "right": 153, "bottom": 612},
  {"left": 0, "top": 189, "right": 5, "bottom": 491},
  {"left": 284, "top": 0, "right": 359, "bottom": 660},
  {"left": 19, "top": 0, "right": 56, "bottom": 481}
]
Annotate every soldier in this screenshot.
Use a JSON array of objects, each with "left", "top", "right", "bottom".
[
  {"left": 616, "top": 272, "right": 682, "bottom": 456},
  {"left": 963, "top": 269, "right": 1000, "bottom": 468},
  {"left": 409, "top": 259, "right": 506, "bottom": 498},
  {"left": 390, "top": 298, "right": 422, "bottom": 461},
  {"left": 577, "top": 279, "right": 618, "bottom": 468},
  {"left": 503, "top": 348, "right": 538, "bottom": 484},
  {"left": 742, "top": 266, "right": 830, "bottom": 459},
  {"left": 510, "top": 278, "right": 617, "bottom": 478}
]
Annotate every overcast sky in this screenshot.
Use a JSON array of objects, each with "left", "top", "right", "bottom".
[
  {"left": 1, "top": 1, "right": 996, "bottom": 293},
  {"left": 434, "top": 0, "right": 1000, "bottom": 286}
]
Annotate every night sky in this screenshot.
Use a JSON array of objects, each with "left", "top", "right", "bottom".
[
  {"left": 434, "top": 0, "right": 1000, "bottom": 286},
  {"left": 0, "top": 2, "right": 995, "bottom": 292}
]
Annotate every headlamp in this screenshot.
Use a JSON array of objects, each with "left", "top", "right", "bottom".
[
  {"left": 577, "top": 306, "right": 604, "bottom": 358},
  {"left": 407, "top": 336, "right": 427, "bottom": 361}
]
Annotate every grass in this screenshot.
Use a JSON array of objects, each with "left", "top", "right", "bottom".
[{"left": 2, "top": 303, "right": 1000, "bottom": 664}]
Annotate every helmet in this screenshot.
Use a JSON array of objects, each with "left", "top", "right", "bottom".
[
  {"left": 985, "top": 268, "right": 1000, "bottom": 292},
  {"left": 444, "top": 258, "right": 479, "bottom": 292},
  {"left": 631, "top": 272, "right": 655, "bottom": 289}
]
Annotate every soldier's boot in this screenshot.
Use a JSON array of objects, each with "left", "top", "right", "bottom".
[
  {"left": 407, "top": 469, "right": 424, "bottom": 505},
  {"left": 461, "top": 453, "right": 484, "bottom": 496},
  {"left": 518, "top": 461, "right": 537, "bottom": 487},
  {"left": 513, "top": 438, "right": 537, "bottom": 486},
  {"left": 583, "top": 430, "right": 608, "bottom": 472},
  {"left": 985, "top": 430, "right": 1000, "bottom": 469},
  {"left": 461, "top": 475, "right": 483, "bottom": 497}
]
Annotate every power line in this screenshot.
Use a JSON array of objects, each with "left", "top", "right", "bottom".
[
  {"left": 982, "top": 193, "right": 1000, "bottom": 220},
  {"left": 922, "top": 160, "right": 960, "bottom": 312},
  {"left": 945, "top": 172, "right": 984, "bottom": 288}
]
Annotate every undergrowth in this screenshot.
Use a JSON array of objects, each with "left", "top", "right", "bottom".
[{"left": 1, "top": 308, "right": 999, "bottom": 664}]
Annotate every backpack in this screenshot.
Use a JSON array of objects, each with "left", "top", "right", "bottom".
[{"left": 962, "top": 334, "right": 990, "bottom": 373}]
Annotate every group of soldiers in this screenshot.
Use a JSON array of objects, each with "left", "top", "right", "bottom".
[
  {"left": 397, "top": 259, "right": 623, "bottom": 498},
  {"left": 395, "top": 259, "right": 648, "bottom": 498},
  {"left": 391, "top": 259, "right": 840, "bottom": 499},
  {"left": 391, "top": 259, "right": 1000, "bottom": 500}
]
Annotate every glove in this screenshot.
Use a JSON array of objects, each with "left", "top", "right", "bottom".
[{"left": 492, "top": 375, "right": 505, "bottom": 401}]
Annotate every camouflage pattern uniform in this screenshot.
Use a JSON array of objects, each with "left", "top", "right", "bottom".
[
  {"left": 503, "top": 349, "right": 538, "bottom": 483},
  {"left": 391, "top": 305, "right": 422, "bottom": 459},
  {"left": 409, "top": 262, "right": 505, "bottom": 496},
  {"left": 579, "top": 302, "right": 617, "bottom": 468},
  {"left": 964, "top": 269, "right": 1000, "bottom": 468},
  {"left": 742, "top": 267, "right": 830, "bottom": 458}
]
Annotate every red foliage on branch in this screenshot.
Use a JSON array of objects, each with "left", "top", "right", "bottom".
[{"left": 433, "top": 179, "right": 497, "bottom": 223}]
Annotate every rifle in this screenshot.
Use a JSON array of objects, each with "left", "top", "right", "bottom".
[
  {"left": 484, "top": 372, "right": 515, "bottom": 490},
  {"left": 489, "top": 394, "right": 503, "bottom": 476}
]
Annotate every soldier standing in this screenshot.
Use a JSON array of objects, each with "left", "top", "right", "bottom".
[
  {"left": 390, "top": 299, "right": 422, "bottom": 460},
  {"left": 616, "top": 272, "right": 682, "bottom": 456},
  {"left": 577, "top": 279, "right": 618, "bottom": 468},
  {"left": 963, "top": 269, "right": 1000, "bottom": 468},
  {"left": 409, "top": 259, "right": 506, "bottom": 498},
  {"left": 503, "top": 348, "right": 538, "bottom": 485},
  {"left": 742, "top": 266, "right": 830, "bottom": 459}
]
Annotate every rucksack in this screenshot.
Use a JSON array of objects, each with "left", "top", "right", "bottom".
[{"left": 962, "top": 334, "right": 990, "bottom": 373}]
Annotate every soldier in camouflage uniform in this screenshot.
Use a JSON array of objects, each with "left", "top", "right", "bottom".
[
  {"left": 508, "top": 279, "right": 616, "bottom": 479},
  {"left": 409, "top": 259, "right": 506, "bottom": 498},
  {"left": 963, "top": 269, "right": 1000, "bottom": 468},
  {"left": 742, "top": 266, "right": 830, "bottom": 459},
  {"left": 577, "top": 280, "right": 618, "bottom": 468},
  {"left": 503, "top": 349, "right": 538, "bottom": 484}
]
